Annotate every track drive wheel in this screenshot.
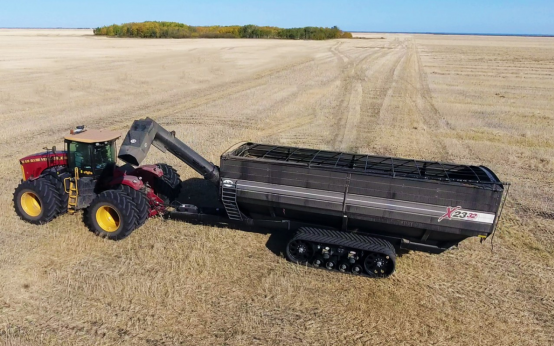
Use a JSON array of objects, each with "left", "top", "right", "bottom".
[
  {"left": 154, "top": 163, "right": 182, "bottom": 203},
  {"left": 13, "top": 178, "right": 62, "bottom": 224},
  {"left": 85, "top": 189, "right": 138, "bottom": 240}
]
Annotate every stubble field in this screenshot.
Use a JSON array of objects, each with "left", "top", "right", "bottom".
[{"left": 0, "top": 29, "right": 553, "bottom": 345}]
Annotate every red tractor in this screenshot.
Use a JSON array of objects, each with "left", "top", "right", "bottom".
[{"left": 13, "top": 125, "right": 182, "bottom": 239}]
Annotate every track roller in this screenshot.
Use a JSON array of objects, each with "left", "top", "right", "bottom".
[
  {"left": 338, "top": 260, "right": 350, "bottom": 273},
  {"left": 325, "top": 256, "right": 338, "bottom": 270},
  {"left": 351, "top": 263, "right": 363, "bottom": 275}
]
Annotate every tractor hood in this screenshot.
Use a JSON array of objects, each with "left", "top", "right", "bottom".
[
  {"left": 20, "top": 151, "right": 68, "bottom": 164},
  {"left": 19, "top": 151, "right": 68, "bottom": 180}
]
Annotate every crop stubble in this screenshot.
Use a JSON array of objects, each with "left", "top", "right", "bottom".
[{"left": 0, "top": 30, "right": 553, "bottom": 345}]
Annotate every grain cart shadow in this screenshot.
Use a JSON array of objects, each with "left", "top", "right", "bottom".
[{"left": 174, "top": 178, "right": 293, "bottom": 257}]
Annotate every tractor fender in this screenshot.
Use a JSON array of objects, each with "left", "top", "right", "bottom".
[
  {"left": 124, "top": 164, "right": 163, "bottom": 190},
  {"left": 132, "top": 164, "right": 163, "bottom": 178},
  {"left": 109, "top": 175, "right": 145, "bottom": 191}
]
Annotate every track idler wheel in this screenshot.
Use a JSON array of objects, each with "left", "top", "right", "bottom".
[
  {"left": 363, "top": 253, "right": 394, "bottom": 278},
  {"left": 285, "top": 239, "right": 314, "bottom": 264}
]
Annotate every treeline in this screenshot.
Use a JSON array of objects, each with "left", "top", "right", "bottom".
[{"left": 93, "top": 22, "right": 353, "bottom": 40}]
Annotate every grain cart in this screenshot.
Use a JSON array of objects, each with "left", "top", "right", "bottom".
[
  {"left": 117, "top": 118, "right": 508, "bottom": 277},
  {"left": 14, "top": 118, "right": 508, "bottom": 278}
]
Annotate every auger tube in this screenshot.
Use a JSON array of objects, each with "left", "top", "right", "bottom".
[{"left": 118, "top": 117, "right": 220, "bottom": 185}]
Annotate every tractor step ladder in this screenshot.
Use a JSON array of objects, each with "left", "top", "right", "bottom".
[
  {"left": 221, "top": 182, "right": 242, "bottom": 221},
  {"left": 66, "top": 167, "right": 79, "bottom": 214}
]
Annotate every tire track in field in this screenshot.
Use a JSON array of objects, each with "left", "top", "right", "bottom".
[
  {"left": 365, "top": 39, "right": 454, "bottom": 160},
  {"left": 411, "top": 43, "right": 477, "bottom": 162},
  {"left": 251, "top": 40, "right": 386, "bottom": 148},
  {"left": 329, "top": 41, "right": 349, "bottom": 64},
  {"left": 331, "top": 39, "right": 407, "bottom": 151},
  {"left": 335, "top": 81, "right": 362, "bottom": 150},
  {"left": 351, "top": 43, "right": 407, "bottom": 152},
  {"left": 258, "top": 38, "right": 406, "bottom": 150},
  {"left": 362, "top": 37, "right": 445, "bottom": 158}
]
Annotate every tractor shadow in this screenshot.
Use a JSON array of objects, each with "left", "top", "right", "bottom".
[{"left": 174, "top": 178, "right": 293, "bottom": 257}]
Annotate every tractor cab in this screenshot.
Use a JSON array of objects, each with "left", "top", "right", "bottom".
[{"left": 64, "top": 126, "right": 120, "bottom": 178}]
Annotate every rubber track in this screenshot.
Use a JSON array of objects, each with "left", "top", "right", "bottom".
[
  {"left": 291, "top": 227, "right": 397, "bottom": 277},
  {"left": 295, "top": 227, "right": 396, "bottom": 257}
]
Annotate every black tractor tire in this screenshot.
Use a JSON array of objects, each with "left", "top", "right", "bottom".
[
  {"left": 119, "top": 185, "right": 150, "bottom": 227},
  {"left": 154, "top": 163, "right": 182, "bottom": 203},
  {"left": 84, "top": 189, "right": 138, "bottom": 240},
  {"left": 43, "top": 173, "right": 69, "bottom": 215},
  {"left": 13, "top": 178, "right": 62, "bottom": 224}
]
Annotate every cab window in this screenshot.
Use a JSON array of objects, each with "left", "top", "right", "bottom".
[
  {"left": 67, "top": 141, "right": 93, "bottom": 171},
  {"left": 93, "top": 142, "right": 116, "bottom": 175}
]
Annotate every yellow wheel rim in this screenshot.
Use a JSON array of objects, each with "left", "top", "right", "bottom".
[
  {"left": 21, "top": 192, "right": 41, "bottom": 217},
  {"left": 96, "top": 206, "right": 120, "bottom": 233}
]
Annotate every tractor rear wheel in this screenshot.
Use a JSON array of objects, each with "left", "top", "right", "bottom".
[
  {"left": 119, "top": 185, "right": 150, "bottom": 227},
  {"left": 13, "top": 178, "right": 62, "bottom": 224},
  {"left": 154, "top": 163, "right": 182, "bottom": 203},
  {"left": 85, "top": 189, "right": 138, "bottom": 240}
]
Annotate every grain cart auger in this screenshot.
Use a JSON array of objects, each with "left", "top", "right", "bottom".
[{"left": 14, "top": 117, "right": 509, "bottom": 278}]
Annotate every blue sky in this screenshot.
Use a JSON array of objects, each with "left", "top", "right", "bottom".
[{"left": 1, "top": 0, "right": 553, "bottom": 35}]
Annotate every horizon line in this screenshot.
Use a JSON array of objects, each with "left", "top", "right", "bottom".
[{"left": 1, "top": 27, "right": 553, "bottom": 37}]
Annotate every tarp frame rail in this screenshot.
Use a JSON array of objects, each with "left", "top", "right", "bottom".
[{"left": 230, "top": 143, "right": 507, "bottom": 186}]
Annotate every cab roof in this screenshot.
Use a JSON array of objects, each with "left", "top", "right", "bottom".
[{"left": 64, "top": 129, "right": 121, "bottom": 143}]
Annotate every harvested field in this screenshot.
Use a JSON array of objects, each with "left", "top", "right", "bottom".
[{"left": 1, "top": 29, "right": 553, "bottom": 345}]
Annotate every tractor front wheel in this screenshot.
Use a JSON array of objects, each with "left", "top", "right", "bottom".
[
  {"left": 13, "top": 178, "right": 62, "bottom": 224},
  {"left": 85, "top": 189, "right": 138, "bottom": 240}
]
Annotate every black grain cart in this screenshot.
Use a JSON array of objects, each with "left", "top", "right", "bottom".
[{"left": 119, "top": 118, "right": 508, "bottom": 278}]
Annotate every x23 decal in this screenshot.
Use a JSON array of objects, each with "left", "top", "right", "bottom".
[{"left": 438, "top": 206, "right": 480, "bottom": 222}]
